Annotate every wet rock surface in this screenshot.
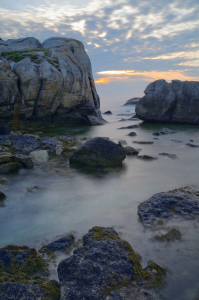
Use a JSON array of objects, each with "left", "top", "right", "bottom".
[
  {"left": 69, "top": 137, "right": 126, "bottom": 167},
  {"left": 138, "top": 155, "right": 157, "bottom": 160},
  {"left": 58, "top": 227, "right": 165, "bottom": 300},
  {"left": 138, "top": 187, "right": 199, "bottom": 227},
  {"left": 135, "top": 79, "right": 199, "bottom": 124}
]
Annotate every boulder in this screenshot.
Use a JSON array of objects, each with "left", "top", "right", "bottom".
[
  {"left": 69, "top": 137, "right": 126, "bottom": 167},
  {"left": 0, "top": 37, "right": 102, "bottom": 125},
  {"left": 123, "top": 97, "right": 141, "bottom": 105},
  {"left": 0, "top": 162, "right": 22, "bottom": 173},
  {"left": 10, "top": 135, "right": 39, "bottom": 153},
  {"left": 137, "top": 187, "right": 199, "bottom": 227},
  {"left": 30, "top": 150, "right": 49, "bottom": 163},
  {"left": 40, "top": 234, "right": 74, "bottom": 253},
  {"left": 57, "top": 227, "right": 165, "bottom": 299},
  {"left": 13, "top": 154, "right": 34, "bottom": 168},
  {"left": 135, "top": 79, "right": 199, "bottom": 124}
]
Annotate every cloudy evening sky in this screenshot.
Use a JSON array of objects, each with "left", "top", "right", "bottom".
[{"left": 0, "top": 0, "right": 199, "bottom": 104}]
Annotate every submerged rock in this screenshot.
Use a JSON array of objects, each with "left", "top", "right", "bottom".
[
  {"left": 123, "top": 97, "right": 141, "bottom": 105},
  {"left": 133, "top": 141, "right": 154, "bottom": 145},
  {"left": 186, "top": 143, "right": 199, "bottom": 147},
  {"left": 0, "top": 37, "right": 101, "bottom": 125},
  {"left": 159, "top": 153, "right": 177, "bottom": 159},
  {"left": 135, "top": 79, "right": 199, "bottom": 124},
  {"left": 138, "top": 187, "right": 199, "bottom": 227},
  {"left": 127, "top": 132, "right": 137, "bottom": 136},
  {"left": 152, "top": 128, "right": 176, "bottom": 136},
  {"left": 58, "top": 227, "right": 165, "bottom": 299},
  {"left": 118, "top": 125, "right": 139, "bottom": 129},
  {"left": 69, "top": 137, "right": 126, "bottom": 167},
  {"left": 124, "top": 146, "right": 139, "bottom": 155},
  {"left": 151, "top": 228, "right": 182, "bottom": 242},
  {"left": 138, "top": 155, "right": 157, "bottom": 160},
  {"left": 103, "top": 110, "right": 112, "bottom": 115}
]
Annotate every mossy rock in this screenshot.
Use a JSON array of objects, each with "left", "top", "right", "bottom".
[{"left": 151, "top": 228, "right": 182, "bottom": 242}]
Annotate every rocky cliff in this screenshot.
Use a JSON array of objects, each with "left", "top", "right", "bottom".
[
  {"left": 0, "top": 37, "right": 102, "bottom": 125},
  {"left": 135, "top": 79, "right": 199, "bottom": 124}
]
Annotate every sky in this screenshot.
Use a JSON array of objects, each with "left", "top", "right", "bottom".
[{"left": 0, "top": 0, "right": 199, "bottom": 104}]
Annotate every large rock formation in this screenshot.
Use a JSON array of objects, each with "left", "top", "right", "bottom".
[
  {"left": 0, "top": 37, "right": 102, "bottom": 125},
  {"left": 135, "top": 79, "right": 199, "bottom": 124}
]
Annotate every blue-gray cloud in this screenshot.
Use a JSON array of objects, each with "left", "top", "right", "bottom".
[{"left": 0, "top": 0, "right": 199, "bottom": 83}]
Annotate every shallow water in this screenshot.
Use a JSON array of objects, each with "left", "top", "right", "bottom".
[{"left": 1, "top": 103, "right": 199, "bottom": 299}]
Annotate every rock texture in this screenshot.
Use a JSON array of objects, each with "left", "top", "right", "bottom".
[
  {"left": 40, "top": 234, "right": 75, "bottom": 253},
  {"left": 69, "top": 137, "right": 126, "bottom": 167},
  {"left": 0, "top": 37, "right": 102, "bottom": 125},
  {"left": 58, "top": 227, "right": 164, "bottom": 300},
  {"left": 137, "top": 187, "right": 199, "bottom": 227},
  {"left": 135, "top": 79, "right": 199, "bottom": 124}
]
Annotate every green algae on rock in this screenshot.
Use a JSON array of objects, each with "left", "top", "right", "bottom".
[{"left": 58, "top": 227, "right": 166, "bottom": 299}]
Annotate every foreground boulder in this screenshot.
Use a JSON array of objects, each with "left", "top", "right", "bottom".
[
  {"left": 138, "top": 187, "right": 199, "bottom": 227},
  {"left": 0, "top": 37, "right": 102, "bottom": 125},
  {"left": 69, "top": 137, "right": 126, "bottom": 167},
  {"left": 0, "top": 245, "right": 60, "bottom": 299},
  {"left": 135, "top": 79, "right": 199, "bottom": 124},
  {"left": 58, "top": 227, "right": 166, "bottom": 299}
]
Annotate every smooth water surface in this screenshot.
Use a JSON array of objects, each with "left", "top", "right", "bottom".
[{"left": 0, "top": 102, "right": 199, "bottom": 299}]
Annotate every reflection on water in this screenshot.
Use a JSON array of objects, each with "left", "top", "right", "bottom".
[{"left": 0, "top": 103, "right": 199, "bottom": 299}]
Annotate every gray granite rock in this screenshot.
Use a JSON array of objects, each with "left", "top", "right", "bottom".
[
  {"left": 136, "top": 79, "right": 199, "bottom": 124},
  {"left": 0, "top": 37, "right": 102, "bottom": 125}
]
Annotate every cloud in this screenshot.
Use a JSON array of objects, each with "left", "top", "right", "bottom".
[
  {"left": 96, "top": 69, "right": 198, "bottom": 82},
  {"left": 0, "top": 0, "right": 198, "bottom": 85}
]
